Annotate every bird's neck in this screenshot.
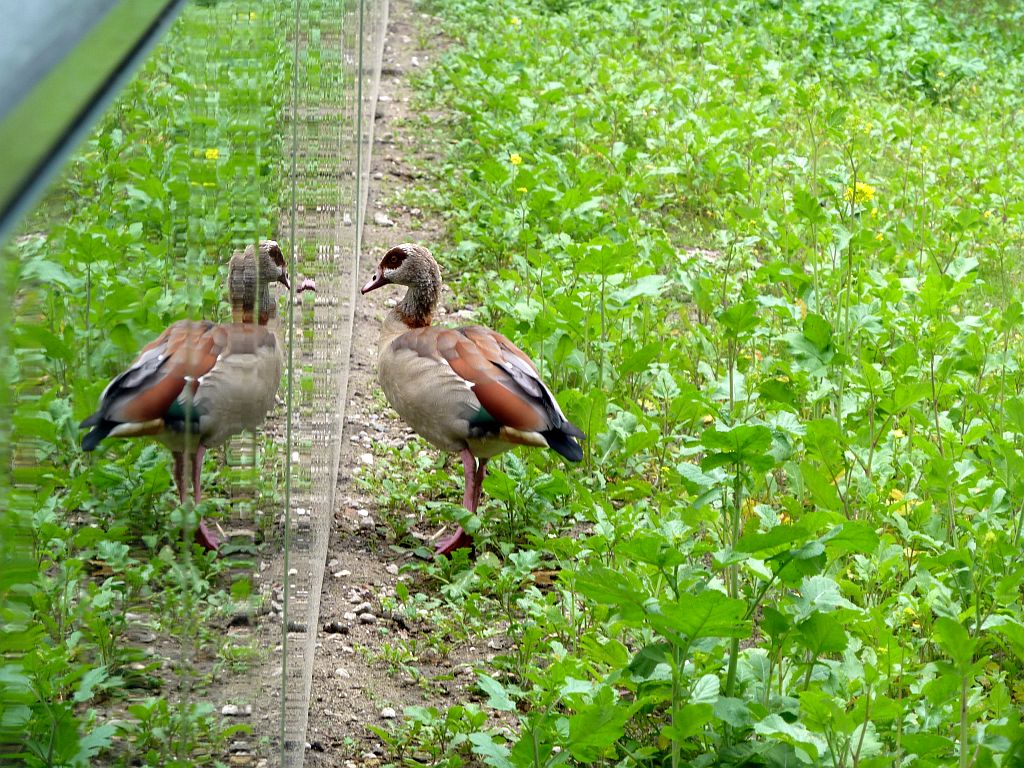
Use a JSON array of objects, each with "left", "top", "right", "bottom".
[
  {"left": 232, "top": 284, "right": 277, "bottom": 325},
  {"left": 393, "top": 272, "right": 439, "bottom": 329}
]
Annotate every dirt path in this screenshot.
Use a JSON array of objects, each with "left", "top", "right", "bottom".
[{"left": 304, "top": 3, "right": 479, "bottom": 764}]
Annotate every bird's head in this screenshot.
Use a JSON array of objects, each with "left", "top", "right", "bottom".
[{"left": 361, "top": 243, "right": 439, "bottom": 294}]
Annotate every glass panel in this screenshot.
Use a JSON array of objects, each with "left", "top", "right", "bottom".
[{"left": 0, "top": 1, "right": 384, "bottom": 764}]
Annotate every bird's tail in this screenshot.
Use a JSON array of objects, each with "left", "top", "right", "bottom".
[
  {"left": 80, "top": 415, "right": 112, "bottom": 451},
  {"left": 543, "top": 421, "right": 585, "bottom": 462}
]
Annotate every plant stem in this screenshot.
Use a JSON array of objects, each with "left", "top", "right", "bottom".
[{"left": 959, "top": 675, "right": 969, "bottom": 768}]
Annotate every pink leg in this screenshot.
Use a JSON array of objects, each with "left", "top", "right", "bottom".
[
  {"left": 472, "top": 458, "right": 488, "bottom": 512},
  {"left": 191, "top": 445, "right": 206, "bottom": 504},
  {"left": 190, "top": 446, "right": 219, "bottom": 552},
  {"left": 171, "top": 451, "right": 187, "bottom": 503},
  {"left": 436, "top": 449, "right": 478, "bottom": 556},
  {"left": 461, "top": 449, "right": 476, "bottom": 510}
]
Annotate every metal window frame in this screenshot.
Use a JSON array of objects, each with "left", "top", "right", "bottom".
[{"left": 0, "top": 0, "right": 190, "bottom": 244}]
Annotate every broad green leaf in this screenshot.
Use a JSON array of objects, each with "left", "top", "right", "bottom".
[
  {"left": 715, "top": 696, "right": 754, "bottom": 728},
  {"left": 933, "top": 617, "right": 977, "bottom": 671},
  {"left": 822, "top": 521, "right": 879, "bottom": 556},
  {"left": 566, "top": 686, "right": 631, "bottom": 761},
  {"left": 802, "top": 313, "right": 833, "bottom": 352},
  {"left": 610, "top": 274, "right": 668, "bottom": 304},
  {"left": 652, "top": 590, "right": 749, "bottom": 641},
  {"left": 793, "top": 576, "right": 857, "bottom": 621},
  {"left": 676, "top": 460, "right": 717, "bottom": 488},
  {"left": 618, "top": 534, "right": 688, "bottom": 568},
  {"left": 469, "top": 732, "right": 515, "bottom": 768},
  {"left": 701, "top": 424, "right": 775, "bottom": 471},
  {"left": 628, "top": 642, "right": 672, "bottom": 677},
  {"left": 575, "top": 566, "right": 650, "bottom": 623},
  {"left": 73, "top": 665, "right": 110, "bottom": 704},
  {"left": 662, "top": 703, "right": 714, "bottom": 741},
  {"left": 796, "top": 612, "right": 849, "bottom": 655},
  {"left": 736, "top": 523, "right": 810, "bottom": 554},
  {"left": 901, "top": 732, "right": 954, "bottom": 756},
  {"left": 718, "top": 300, "right": 760, "bottom": 338},
  {"left": 690, "top": 673, "right": 720, "bottom": 705},
  {"left": 759, "top": 378, "right": 799, "bottom": 410},
  {"left": 477, "top": 674, "right": 516, "bottom": 712},
  {"left": 800, "top": 461, "right": 842, "bottom": 510},
  {"left": 754, "top": 714, "right": 826, "bottom": 760},
  {"left": 803, "top": 418, "right": 844, "bottom": 466}
]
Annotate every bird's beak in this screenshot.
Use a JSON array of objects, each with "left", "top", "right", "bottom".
[
  {"left": 361, "top": 271, "right": 387, "bottom": 294},
  {"left": 278, "top": 273, "right": 291, "bottom": 290}
]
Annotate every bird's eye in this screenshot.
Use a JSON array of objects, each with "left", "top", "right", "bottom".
[{"left": 381, "top": 247, "right": 407, "bottom": 270}]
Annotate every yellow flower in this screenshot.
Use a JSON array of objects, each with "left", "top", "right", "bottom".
[
  {"left": 889, "top": 489, "right": 905, "bottom": 503},
  {"left": 510, "top": 16, "right": 521, "bottom": 26},
  {"left": 983, "top": 209, "right": 993, "bottom": 219},
  {"left": 938, "top": 71, "right": 946, "bottom": 78},
  {"left": 509, "top": 153, "right": 523, "bottom": 166},
  {"left": 204, "top": 148, "right": 220, "bottom": 161},
  {"left": 984, "top": 530, "right": 997, "bottom": 545},
  {"left": 701, "top": 414, "right": 714, "bottom": 425},
  {"left": 863, "top": 122, "right": 872, "bottom": 133},
  {"left": 870, "top": 207, "right": 878, "bottom": 218},
  {"left": 875, "top": 232, "right": 884, "bottom": 241},
  {"left": 516, "top": 186, "right": 528, "bottom": 193},
  {"left": 250, "top": 11, "right": 257, "bottom": 20},
  {"left": 843, "top": 181, "right": 876, "bottom": 204},
  {"left": 795, "top": 298, "right": 808, "bottom": 319},
  {"left": 891, "top": 428, "right": 905, "bottom": 438}
]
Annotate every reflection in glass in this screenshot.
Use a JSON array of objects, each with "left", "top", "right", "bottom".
[{"left": 1, "top": 1, "right": 384, "bottom": 764}]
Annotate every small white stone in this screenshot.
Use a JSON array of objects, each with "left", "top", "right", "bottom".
[
  {"left": 343, "top": 611, "right": 357, "bottom": 621},
  {"left": 335, "top": 667, "right": 351, "bottom": 678},
  {"left": 359, "top": 612, "right": 377, "bottom": 624},
  {"left": 291, "top": 451, "right": 300, "bottom": 462},
  {"left": 380, "top": 707, "right": 397, "bottom": 719},
  {"left": 359, "top": 453, "right": 374, "bottom": 466},
  {"left": 385, "top": 564, "right": 399, "bottom": 576},
  {"left": 288, "top": 568, "right": 298, "bottom": 577},
  {"left": 373, "top": 211, "right": 395, "bottom": 227}
]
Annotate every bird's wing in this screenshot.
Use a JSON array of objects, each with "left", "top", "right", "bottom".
[
  {"left": 84, "top": 320, "right": 227, "bottom": 428},
  {"left": 429, "top": 325, "right": 565, "bottom": 433}
]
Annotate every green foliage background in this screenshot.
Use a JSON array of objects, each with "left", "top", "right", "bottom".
[{"left": 365, "top": 0, "right": 1024, "bottom": 765}]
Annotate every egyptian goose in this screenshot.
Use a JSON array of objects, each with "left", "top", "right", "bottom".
[
  {"left": 361, "top": 243, "right": 585, "bottom": 554},
  {"left": 80, "top": 240, "right": 309, "bottom": 550}
]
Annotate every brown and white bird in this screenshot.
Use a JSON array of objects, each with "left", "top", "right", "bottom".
[
  {"left": 361, "top": 243, "right": 585, "bottom": 554},
  {"left": 80, "top": 240, "right": 308, "bottom": 550}
]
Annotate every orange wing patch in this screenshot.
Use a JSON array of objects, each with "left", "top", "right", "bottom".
[{"left": 112, "top": 321, "right": 225, "bottom": 423}]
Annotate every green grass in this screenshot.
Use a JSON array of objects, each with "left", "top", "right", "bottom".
[{"left": 365, "top": 0, "right": 1024, "bottom": 765}]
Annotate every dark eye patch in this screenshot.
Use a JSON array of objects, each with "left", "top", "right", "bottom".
[
  {"left": 381, "top": 246, "right": 407, "bottom": 270},
  {"left": 267, "top": 242, "right": 286, "bottom": 267}
]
